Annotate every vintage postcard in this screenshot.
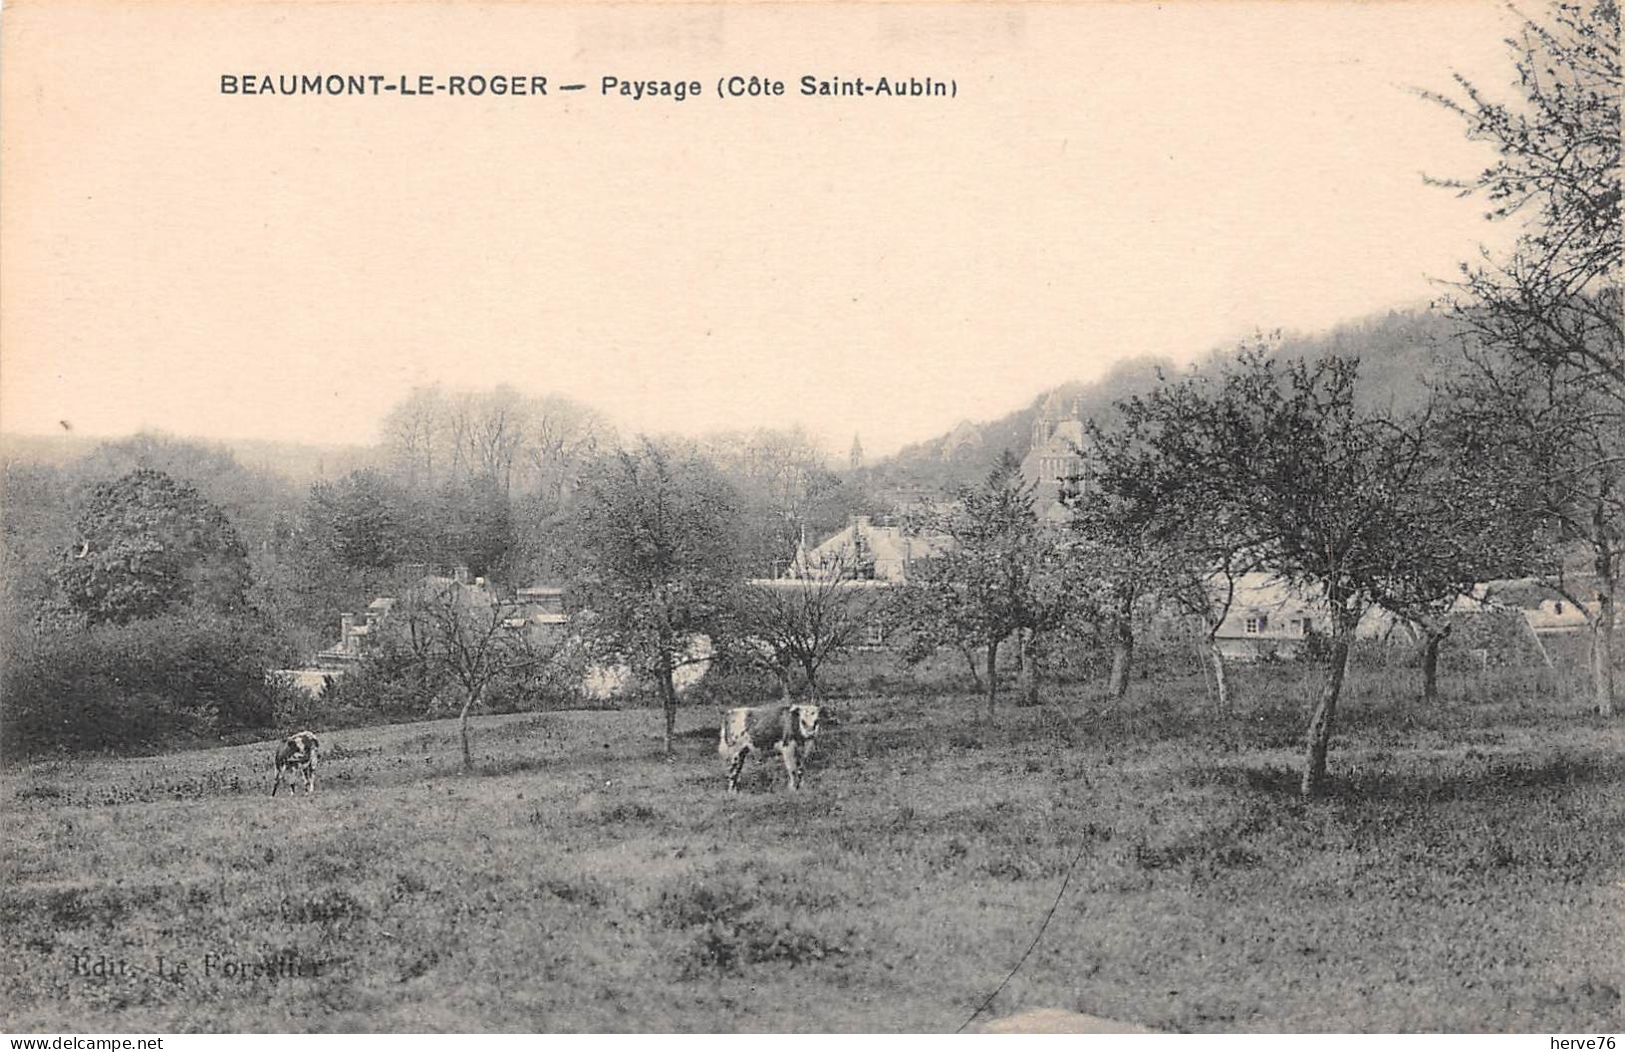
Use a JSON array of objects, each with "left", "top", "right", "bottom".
[{"left": 1, "top": 0, "right": 1620, "bottom": 1039}]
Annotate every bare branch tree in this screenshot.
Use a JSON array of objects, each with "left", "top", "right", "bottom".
[
  {"left": 380, "top": 385, "right": 448, "bottom": 492},
  {"left": 1427, "top": 0, "right": 1622, "bottom": 713},
  {"left": 394, "top": 577, "right": 548, "bottom": 770},
  {"left": 737, "top": 550, "right": 878, "bottom": 699}
]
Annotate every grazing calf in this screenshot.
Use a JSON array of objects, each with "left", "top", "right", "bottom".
[
  {"left": 270, "top": 731, "right": 320, "bottom": 797},
  {"left": 718, "top": 704, "right": 822, "bottom": 793}
]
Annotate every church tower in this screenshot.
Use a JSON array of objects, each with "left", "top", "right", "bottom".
[
  {"left": 1030, "top": 409, "right": 1052, "bottom": 450},
  {"left": 849, "top": 433, "right": 864, "bottom": 471}
]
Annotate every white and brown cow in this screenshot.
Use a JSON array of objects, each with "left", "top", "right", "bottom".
[
  {"left": 270, "top": 731, "right": 320, "bottom": 797},
  {"left": 718, "top": 704, "right": 822, "bottom": 793}
]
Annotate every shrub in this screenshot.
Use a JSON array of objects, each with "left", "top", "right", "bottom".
[
  {"left": 2, "top": 611, "right": 288, "bottom": 759},
  {"left": 317, "top": 644, "right": 446, "bottom": 720},
  {"left": 482, "top": 652, "right": 583, "bottom": 714},
  {"left": 314, "top": 632, "right": 581, "bottom": 722}
]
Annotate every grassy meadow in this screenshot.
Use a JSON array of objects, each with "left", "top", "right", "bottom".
[{"left": 2, "top": 664, "right": 1622, "bottom": 1033}]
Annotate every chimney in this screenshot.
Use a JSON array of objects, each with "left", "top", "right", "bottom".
[{"left": 340, "top": 613, "right": 355, "bottom": 653}]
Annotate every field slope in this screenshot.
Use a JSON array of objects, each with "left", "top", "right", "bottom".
[{"left": 3, "top": 680, "right": 1623, "bottom": 1032}]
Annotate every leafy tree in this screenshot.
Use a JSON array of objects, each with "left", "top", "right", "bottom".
[
  {"left": 318, "top": 622, "right": 451, "bottom": 719},
  {"left": 1146, "top": 349, "right": 1438, "bottom": 795},
  {"left": 568, "top": 440, "right": 744, "bottom": 754},
  {"left": 305, "top": 469, "right": 410, "bottom": 570},
  {"left": 899, "top": 453, "right": 1070, "bottom": 716},
  {"left": 1086, "top": 393, "right": 1259, "bottom": 711},
  {"left": 3, "top": 610, "right": 287, "bottom": 757},
  {"left": 73, "top": 432, "right": 301, "bottom": 556},
  {"left": 1369, "top": 432, "right": 1536, "bottom": 701},
  {"left": 1427, "top": 0, "right": 1621, "bottom": 713},
  {"left": 435, "top": 472, "right": 514, "bottom": 578},
  {"left": 58, "top": 468, "right": 250, "bottom": 625}
]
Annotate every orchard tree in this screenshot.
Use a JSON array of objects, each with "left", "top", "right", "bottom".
[
  {"left": 892, "top": 555, "right": 996, "bottom": 692},
  {"left": 1151, "top": 348, "right": 1438, "bottom": 795},
  {"left": 1087, "top": 395, "right": 1259, "bottom": 712},
  {"left": 1427, "top": 0, "right": 1622, "bottom": 713},
  {"left": 569, "top": 440, "right": 744, "bottom": 754},
  {"left": 736, "top": 550, "right": 876, "bottom": 699},
  {"left": 58, "top": 468, "right": 250, "bottom": 625},
  {"left": 394, "top": 578, "right": 547, "bottom": 770},
  {"left": 1011, "top": 537, "right": 1085, "bottom": 708},
  {"left": 1370, "top": 434, "right": 1536, "bottom": 701},
  {"left": 1067, "top": 459, "right": 1174, "bottom": 701},
  {"left": 898, "top": 453, "right": 1071, "bottom": 716}
]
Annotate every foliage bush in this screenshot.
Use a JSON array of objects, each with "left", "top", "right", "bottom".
[
  {"left": 312, "top": 632, "right": 582, "bottom": 724},
  {"left": 2, "top": 611, "right": 290, "bottom": 759},
  {"left": 482, "top": 650, "right": 583, "bottom": 715},
  {"left": 316, "top": 643, "right": 445, "bottom": 721}
]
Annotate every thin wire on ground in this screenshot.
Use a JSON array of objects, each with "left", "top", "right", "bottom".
[{"left": 956, "top": 795, "right": 1094, "bottom": 1034}]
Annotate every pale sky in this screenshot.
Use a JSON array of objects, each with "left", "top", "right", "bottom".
[{"left": 1, "top": 0, "right": 1523, "bottom": 458}]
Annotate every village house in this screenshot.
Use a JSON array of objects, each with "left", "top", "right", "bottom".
[
  {"left": 784, "top": 515, "right": 953, "bottom": 584},
  {"left": 271, "top": 566, "right": 568, "bottom": 695},
  {"left": 1210, "top": 574, "right": 1409, "bottom": 661},
  {"left": 1206, "top": 574, "right": 1613, "bottom": 666},
  {"left": 1210, "top": 576, "right": 1323, "bottom": 661},
  {"left": 1478, "top": 578, "right": 1600, "bottom": 634},
  {"left": 1523, "top": 598, "right": 1595, "bottom": 634},
  {"left": 766, "top": 516, "right": 953, "bottom": 647}
]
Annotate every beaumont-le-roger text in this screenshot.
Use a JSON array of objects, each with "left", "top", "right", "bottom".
[{"left": 218, "top": 74, "right": 958, "bottom": 100}]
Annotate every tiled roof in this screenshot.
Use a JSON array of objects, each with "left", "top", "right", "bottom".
[{"left": 797, "top": 521, "right": 954, "bottom": 580}]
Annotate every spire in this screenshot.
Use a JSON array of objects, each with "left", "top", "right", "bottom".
[{"left": 849, "top": 432, "right": 864, "bottom": 471}]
